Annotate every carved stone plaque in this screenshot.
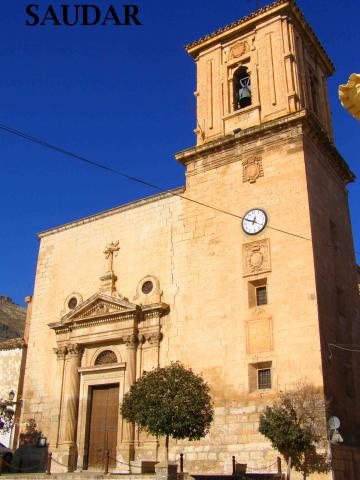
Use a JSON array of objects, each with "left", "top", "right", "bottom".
[
  {"left": 229, "top": 41, "right": 249, "bottom": 59},
  {"left": 246, "top": 316, "right": 273, "bottom": 353},
  {"left": 242, "top": 156, "right": 264, "bottom": 183},
  {"left": 243, "top": 239, "right": 271, "bottom": 277}
]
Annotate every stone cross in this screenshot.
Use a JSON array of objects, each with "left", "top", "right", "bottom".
[{"left": 104, "top": 241, "right": 120, "bottom": 272}]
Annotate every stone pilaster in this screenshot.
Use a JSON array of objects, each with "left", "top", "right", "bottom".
[
  {"left": 54, "top": 343, "right": 83, "bottom": 472},
  {"left": 117, "top": 334, "right": 138, "bottom": 472}
]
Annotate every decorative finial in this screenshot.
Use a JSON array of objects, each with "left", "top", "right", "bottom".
[{"left": 104, "top": 241, "right": 120, "bottom": 272}]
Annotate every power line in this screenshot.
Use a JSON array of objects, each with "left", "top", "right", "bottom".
[
  {"left": 0, "top": 123, "right": 162, "bottom": 192},
  {"left": 1, "top": 121, "right": 359, "bottom": 253},
  {"left": 328, "top": 343, "right": 360, "bottom": 354},
  {"left": 328, "top": 343, "right": 360, "bottom": 363}
]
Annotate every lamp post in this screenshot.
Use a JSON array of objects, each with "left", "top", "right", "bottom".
[
  {"left": 3, "top": 390, "right": 17, "bottom": 449},
  {"left": 8, "top": 391, "right": 15, "bottom": 403}
]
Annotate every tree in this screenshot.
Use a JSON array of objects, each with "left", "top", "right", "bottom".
[
  {"left": 0, "top": 402, "right": 14, "bottom": 434},
  {"left": 259, "top": 383, "right": 330, "bottom": 480},
  {"left": 121, "top": 362, "right": 214, "bottom": 460}
]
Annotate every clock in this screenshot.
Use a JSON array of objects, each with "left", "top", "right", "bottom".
[{"left": 242, "top": 208, "right": 268, "bottom": 235}]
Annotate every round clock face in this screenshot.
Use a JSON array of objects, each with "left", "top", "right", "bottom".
[{"left": 242, "top": 208, "right": 268, "bottom": 235}]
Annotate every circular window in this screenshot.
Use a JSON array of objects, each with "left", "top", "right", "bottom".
[
  {"left": 142, "top": 281, "right": 154, "bottom": 294},
  {"left": 68, "top": 297, "right": 78, "bottom": 310},
  {"left": 95, "top": 350, "right": 117, "bottom": 365}
]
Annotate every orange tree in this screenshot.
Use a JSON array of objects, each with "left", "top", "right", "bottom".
[{"left": 121, "top": 362, "right": 214, "bottom": 460}]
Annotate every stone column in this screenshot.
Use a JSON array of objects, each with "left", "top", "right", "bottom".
[
  {"left": 53, "top": 346, "right": 67, "bottom": 446},
  {"left": 137, "top": 331, "right": 163, "bottom": 462},
  {"left": 117, "top": 334, "right": 138, "bottom": 472},
  {"left": 55, "top": 343, "right": 83, "bottom": 472}
]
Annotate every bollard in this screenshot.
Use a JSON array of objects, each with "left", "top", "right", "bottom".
[
  {"left": 104, "top": 450, "right": 110, "bottom": 475},
  {"left": 277, "top": 456, "right": 282, "bottom": 475},
  {"left": 232, "top": 456, "right": 236, "bottom": 475},
  {"left": 0, "top": 454, "right": 3, "bottom": 476},
  {"left": 180, "top": 453, "right": 184, "bottom": 473},
  {"left": 46, "top": 452, "right": 52, "bottom": 475}
]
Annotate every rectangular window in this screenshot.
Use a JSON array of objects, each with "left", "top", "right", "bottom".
[
  {"left": 256, "top": 286, "right": 267, "bottom": 306},
  {"left": 258, "top": 368, "right": 272, "bottom": 390},
  {"left": 248, "top": 278, "right": 268, "bottom": 308},
  {"left": 249, "top": 361, "right": 272, "bottom": 392}
]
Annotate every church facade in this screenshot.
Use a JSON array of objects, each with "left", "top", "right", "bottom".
[{"left": 20, "top": 1, "right": 360, "bottom": 478}]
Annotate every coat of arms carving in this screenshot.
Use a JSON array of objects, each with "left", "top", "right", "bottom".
[
  {"left": 243, "top": 239, "right": 271, "bottom": 277},
  {"left": 242, "top": 156, "right": 264, "bottom": 183},
  {"left": 229, "top": 41, "right": 249, "bottom": 59}
]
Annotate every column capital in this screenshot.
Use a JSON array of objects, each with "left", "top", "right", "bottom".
[
  {"left": 148, "top": 332, "right": 163, "bottom": 346},
  {"left": 125, "top": 334, "right": 139, "bottom": 349},
  {"left": 66, "top": 343, "right": 84, "bottom": 358},
  {"left": 54, "top": 346, "right": 67, "bottom": 360},
  {"left": 138, "top": 334, "right": 146, "bottom": 344}
]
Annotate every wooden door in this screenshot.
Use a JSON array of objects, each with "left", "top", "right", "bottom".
[{"left": 87, "top": 384, "right": 119, "bottom": 469}]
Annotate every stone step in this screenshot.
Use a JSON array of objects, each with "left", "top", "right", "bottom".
[
  {"left": 1, "top": 476, "right": 281, "bottom": 480},
  {"left": 0, "top": 474, "right": 156, "bottom": 480},
  {"left": 190, "top": 475, "right": 281, "bottom": 480},
  {"left": 1, "top": 472, "right": 282, "bottom": 480}
]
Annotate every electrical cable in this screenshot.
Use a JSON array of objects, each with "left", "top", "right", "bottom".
[
  {"left": 1, "top": 121, "right": 359, "bottom": 254},
  {"left": 328, "top": 343, "right": 360, "bottom": 354}
]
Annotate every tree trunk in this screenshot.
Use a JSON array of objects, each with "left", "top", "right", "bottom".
[{"left": 165, "top": 435, "right": 169, "bottom": 463}]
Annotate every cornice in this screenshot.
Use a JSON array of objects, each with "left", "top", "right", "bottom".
[
  {"left": 49, "top": 311, "right": 139, "bottom": 333},
  {"left": 142, "top": 302, "right": 170, "bottom": 317},
  {"left": 175, "top": 110, "right": 355, "bottom": 185},
  {"left": 49, "top": 293, "right": 169, "bottom": 335},
  {"left": 185, "top": 0, "right": 334, "bottom": 74},
  {"left": 38, "top": 187, "right": 185, "bottom": 239},
  {"left": 0, "top": 337, "right": 26, "bottom": 351},
  {"left": 79, "top": 363, "right": 126, "bottom": 373},
  {"left": 175, "top": 110, "right": 306, "bottom": 164}
]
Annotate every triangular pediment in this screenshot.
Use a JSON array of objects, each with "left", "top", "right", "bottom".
[{"left": 59, "top": 292, "right": 139, "bottom": 324}]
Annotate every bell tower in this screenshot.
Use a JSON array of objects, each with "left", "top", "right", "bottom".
[
  {"left": 177, "top": 0, "right": 360, "bottom": 453},
  {"left": 186, "top": 0, "right": 334, "bottom": 144}
]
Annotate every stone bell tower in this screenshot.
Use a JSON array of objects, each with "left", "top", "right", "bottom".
[
  {"left": 187, "top": 0, "right": 334, "bottom": 145},
  {"left": 176, "top": 0, "right": 360, "bottom": 460}
]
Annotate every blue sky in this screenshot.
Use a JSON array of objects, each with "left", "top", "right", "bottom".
[{"left": 1, "top": 0, "right": 359, "bottom": 306}]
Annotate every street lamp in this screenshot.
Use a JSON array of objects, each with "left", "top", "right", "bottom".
[{"left": 8, "top": 390, "right": 15, "bottom": 403}]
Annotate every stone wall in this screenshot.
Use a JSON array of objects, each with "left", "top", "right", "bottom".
[
  {"left": 20, "top": 116, "right": 331, "bottom": 478},
  {"left": 332, "top": 445, "right": 360, "bottom": 480},
  {"left": 0, "top": 341, "right": 23, "bottom": 447},
  {"left": 304, "top": 128, "right": 360, "bottom": 443}
]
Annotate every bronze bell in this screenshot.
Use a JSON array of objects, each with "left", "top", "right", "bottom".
[{"left": 239, "top": 85, "right": 251, "bottom": 99}]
